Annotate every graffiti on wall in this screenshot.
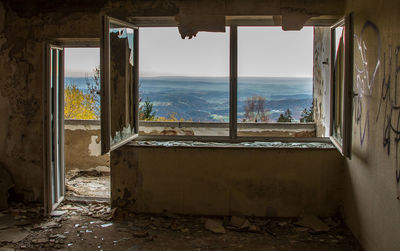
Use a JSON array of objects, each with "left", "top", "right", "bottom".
[
  {"left": 354, "top": 21, "right": 381, "bottom": 145},
  {"left": 354, "top": 20, "right": 400, "bottom": 198},
  {"left": 376, "top": 45, "right": 400, "bottom": 198}
]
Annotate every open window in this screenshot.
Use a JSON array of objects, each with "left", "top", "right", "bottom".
[
  {"left": 330, "top": 14, "right": 353, "bottom": 157},
  {"left": 101, "top": 16, "right": 139, "bottom": 154},
  {"left": 100, "top": 15, "right": 353, "bottom": 155}
]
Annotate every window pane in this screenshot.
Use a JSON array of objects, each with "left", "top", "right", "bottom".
[
  {"left": 139, "top": 27, "right": 230, "bottom": 137},
  {"left": 109, "top": 24, "right": 136, "bottom": 146},
  {"left": 237, "top": 27, "right": 314, "bottom": 137},
  {"left": 332, "top": 26, "right": 345, "bottom": 144}
]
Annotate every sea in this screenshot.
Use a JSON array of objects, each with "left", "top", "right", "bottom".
[{"left": 64, "top": 76, "right": 313, "bottom": 122}]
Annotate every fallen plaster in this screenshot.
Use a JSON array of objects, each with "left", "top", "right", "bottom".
[
  {"left": 66, "top": 169, "right": 110, "bottom": 198},
  {"left": 0, "top": 201, "right": 360, "bottom": 250}
]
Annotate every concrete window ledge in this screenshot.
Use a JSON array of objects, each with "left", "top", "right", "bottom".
[{"left": 128, "top": 139, "right": 335, "bottom": 149}]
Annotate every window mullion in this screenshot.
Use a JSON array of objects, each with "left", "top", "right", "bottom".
[{"left": 230, "top": 25, "right": 238, "bottom": 139}]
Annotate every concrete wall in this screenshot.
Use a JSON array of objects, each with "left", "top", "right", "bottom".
[
  {"left": 64, "top": 120, "right": 109, "bottom": 171},
  {"left": 111, "top": 145, "right": 343, "bottom": 217},
  {"left": 139, "top": 121, "right": 316, "bottom": 137},
  {"left": 342, "top": 0, "right": 400, "bottom": 250}
]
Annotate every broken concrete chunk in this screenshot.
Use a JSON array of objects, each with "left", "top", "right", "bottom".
[
  {"left": 204, "top": 219, "right": 225, "bottom": 234},
  {"left": 229, "top": 216, "right": 251, "bottom": 229},
  {"left": 50, "top": 210, "right": 66, "bottom": 217},
  {"left": 294, "top": 215, "right": 329, "bottom": 232},
  {"left": 36, "top": 220, "right": 60, "bottom": 230},
  {"left": 49, "top": 234, "right": 66, "bottom": 239},
  {"left": 31, "top": 238, "right": 49, "bottom": 244},
  {"left": 248, "top": 224, "right": 261, "bottom": 233},
  {"left": 0, "top": 228, "right": 29, "bottom": 243}
]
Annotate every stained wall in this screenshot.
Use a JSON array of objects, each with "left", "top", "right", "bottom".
[
  {"left": 342, "top": 0, "right": 400, "bottom": 250},
  {"left": 112, "top": 145, "right": 344, "bottom": 217}
]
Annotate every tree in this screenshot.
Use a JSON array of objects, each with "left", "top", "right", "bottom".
[
  {"left": 243, "top": 96, "right": 269, "bottom": 122},
  {"left": 139, "top": 97, "right": 156, "bottom": 120},
  {"left": 85, "top": 65, "right": 100, "bottom": 118},
  {"left": 64, "top": 83, "right": 98, "bottom": 119},
  {"left": 300, "top": 105, "right": 314, "bottom": 122},
  {"left": 277, "top": 108, "right": 293, "bottom": 122}
]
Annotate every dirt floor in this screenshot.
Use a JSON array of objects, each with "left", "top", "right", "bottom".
[
  {"left": 65, "top": 170, "right": 110, "bottom": 198},
  {"left": 0, "top": 200, "right": 361, "bottom": 251}
]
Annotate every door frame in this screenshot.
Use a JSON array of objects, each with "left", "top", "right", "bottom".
[{"left": 43, "top": 38, "right": 100, "bottom": 215}]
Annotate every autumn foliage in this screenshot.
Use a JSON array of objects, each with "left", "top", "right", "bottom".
[{"left": 64, "top": 83, "right": 99, "bottom": 120}]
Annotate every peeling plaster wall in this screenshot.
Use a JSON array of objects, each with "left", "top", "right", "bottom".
[
  {"left": 313, "top": 27, "right": 331, "bottom": 137},
  {"left": 0, "top": 2, "right": 101, "bottom": 202},
  {"left": 343, "top": 0, "right": 400, "bottom": 250},
  {"left": 112, "top": 145, "right": 343, "bottom": 217},
  {"left": 64, "top": 120, "right": 109, "bottom": 171},
  {"left": 0, "top": 0, "right": 345, "bottom": 205}
]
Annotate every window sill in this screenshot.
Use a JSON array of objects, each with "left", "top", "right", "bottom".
[{"left": 126, "top": 136, "right": 335, "bottom": 150}]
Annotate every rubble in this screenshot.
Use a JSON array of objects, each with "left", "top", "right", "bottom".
[
  {"left": 0, "top": 201, "right": 359, "bottom": 250},
  {"left": 294, "top": 215, "right": 330, "bottom": 233},
  {"left": 65, "top": 169, "right": 110, "bottom": 198},
  {"left": 204, "top": 219, "right": 226, "bottom": 234}
]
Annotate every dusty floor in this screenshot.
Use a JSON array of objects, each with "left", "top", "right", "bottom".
[
  {"left": 65, "top": 170, "right": 110, "bottom": 198},
  {"left": 0, "top": 201, "right": 361, "bottom": 251}
]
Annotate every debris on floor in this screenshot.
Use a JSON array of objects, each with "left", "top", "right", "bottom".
[
  {"left": 294, "top": 214, "right": 330, "bottom": 233},
  {"left": 65, "top": 168, "right": 110, "bottom": 198},
  {"left": 204, "top": 219, "right": 226, "bottom": 234},
  {"left": 0, "top": 201, "right": 361, "bottom": 250},
  {"left": 0, "top": 164, "right": 14, "bottom": 210}
]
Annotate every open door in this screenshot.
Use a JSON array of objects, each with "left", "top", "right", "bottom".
[
  {"left": 45, "top": 44, "right": 65, "bottom": 214},
  {"left": 101, "top": 16, "right": 139, "bottom": 154}
]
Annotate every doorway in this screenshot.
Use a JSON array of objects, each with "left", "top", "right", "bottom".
[
  {"left": 44, "top": 41, "right": 110, "bottom": 214},
  {"left": 63, "top": 47, "right": 110, "bottom": 200}
]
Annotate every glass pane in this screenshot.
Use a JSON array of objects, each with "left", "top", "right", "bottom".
[
  {"left": 332, "top": 26, "right": 345, "bottom": 144},
  {"left": 109, "top": 23, "right": 136, "bottom": 146},
  {"left": 237, "top": 27, "right": 314, "bottom": 137},
  {"left": 138, "top": 27, "right": 230, "bottom": 137}
]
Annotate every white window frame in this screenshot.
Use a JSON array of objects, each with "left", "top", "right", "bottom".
[
  {"left": 329, "top": 14, "right": 353, "bottom": 158},
  {"left": 101, "top": 15, "right": 351, "bottom": 154}
]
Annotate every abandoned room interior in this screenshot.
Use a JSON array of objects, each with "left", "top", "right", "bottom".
[{"left": 0, "top": 0, "right": 399, "bottom": 250}]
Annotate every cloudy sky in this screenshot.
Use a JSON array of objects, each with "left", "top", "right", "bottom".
[{"left": 64, "top": 26, "right": 313, "bottom": 78}]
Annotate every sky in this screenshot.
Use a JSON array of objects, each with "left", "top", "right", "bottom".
[
  {"left": 64, "top": 26, "right": 313, "bottom": 78},
  {"left": 64, "top": 48, "right": 100, "bottom": 77}
]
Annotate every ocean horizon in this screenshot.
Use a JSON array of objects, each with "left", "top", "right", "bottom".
[{"left": 64, "top": 76, "right": 313, "bottom": 122}]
